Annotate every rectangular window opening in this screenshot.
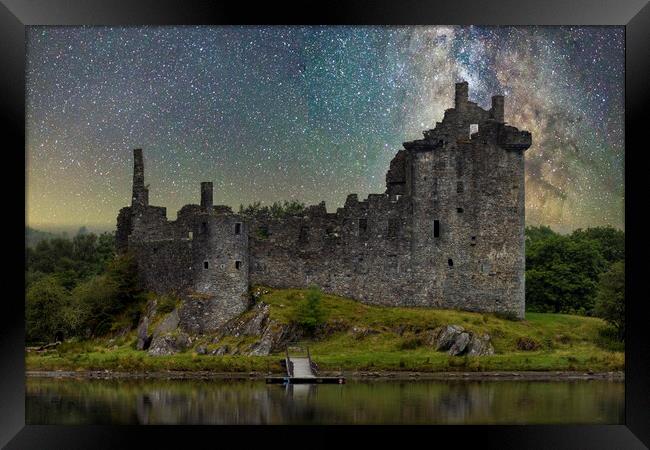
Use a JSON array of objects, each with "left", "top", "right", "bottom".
[
  {"left": 201, "top": 222, "right": 207, "bottom": 233},
  {"left": 299, "top": 225, "right": 310, "bottom": 244},
  {"left": 188, "top": 231, "right": 193, "bottom": 240},
  {"left": 358, "top": 218, "right": 368, "bottom": 239},
  {"left": 457, "top": 207, "right": 464, "bottom": 213},
  {"left": 359, "top": 218, "right": 368, "bottom": 232},
  {"left": 469, "top": 123, "right": 479, "bottom": 137},
  {"left": 235, "top": 260, "right": 241, "bottom": 270},
  {"left": 434, "top": 220, "right": 440, "bottom": 238},
  {"left": 203, "top": 261, "right": 209, "bottom": 269},
  {"left": 387, "top": 218, "right": 399, "bottom": 239},
  {"left": 234, "top": 223, "right": 242, "bottom": 235}
]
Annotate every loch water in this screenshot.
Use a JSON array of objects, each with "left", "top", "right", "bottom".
[{"left": 26, "top": 377, "right": 624, "bottom": 425}]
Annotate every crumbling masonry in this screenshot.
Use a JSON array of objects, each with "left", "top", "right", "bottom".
[{"left": 116, "top": 82, "right": 532, "bottom": 332}]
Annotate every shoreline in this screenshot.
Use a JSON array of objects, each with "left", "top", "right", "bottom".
[{"left": 26, "top": 370, "right": 624, "bottom": 381}]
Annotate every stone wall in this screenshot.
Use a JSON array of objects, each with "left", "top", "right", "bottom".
[{"left": 116, "top": 81, "right": 531, "bottom": 329}]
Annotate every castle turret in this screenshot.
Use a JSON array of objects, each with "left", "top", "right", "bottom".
[
  {"left": 132, "top": 148, "right": 149, "bottom": 208},
  {"left": 491, "top": 95, "right": 505, "bottom": 122},
  {"left": 455, "top": 81, "right": 469, "bottom": 110},
  {"left": 201, "top": 182, "right": 213, "bottom": 210}
]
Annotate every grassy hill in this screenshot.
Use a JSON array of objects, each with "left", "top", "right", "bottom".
[{"left": 26, "top": 287, "right": 624, "bottom": 374}]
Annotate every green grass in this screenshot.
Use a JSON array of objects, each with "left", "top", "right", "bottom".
[{"left": 26, "top": 286, "right": 624, "bottom": 373}]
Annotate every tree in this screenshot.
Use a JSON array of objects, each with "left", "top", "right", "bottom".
[
  {"left": 571, "top": 226, "right": 624, "bottom": 264},
  {"left": 71, "top": 274, "right": 120, "bottom": 337},
  {"left": 95, "top": 232, "right": 116, "bottom": 266},
  {"left": 25, "top": 276, "right": 70, "bottom": 343},
  {"left": 525, "top": 233, "right": 607, "bottom": 314},
  {"left": 525, "top": 225, "right": 558, "bottom": 246},
  {"left": 293, "top": 285, "right": 325, "bottom": 334},
  {"left": 594, "top": 261, "right": 625, "bottom": 340},
  {"left": 72, "top": 233, "right": 97, "bottom": 262}
]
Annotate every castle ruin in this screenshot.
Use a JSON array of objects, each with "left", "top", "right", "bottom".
[{"left": 116, "top": 82, "right": 532, "bottom": 332}]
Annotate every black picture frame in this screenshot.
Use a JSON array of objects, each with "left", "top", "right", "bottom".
[{"left": 2, "top": 1, "right": 648, "bottom": 448}]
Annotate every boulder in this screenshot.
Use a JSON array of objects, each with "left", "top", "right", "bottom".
[
  {"left": 211, "top": 345, "right": 230, "bottom": 356},
  {"left": 435, "top": 325, "right": 465, "bottom": 351},
  {"left": 148, "top": 332, "right": 190, "bottom": 356},
  {"left": 448, "top": 332, "right": 471, "bottom": 356},
  {"left": 426, "top": 324, "right": 494, "bottom": 357},
  {"left": 466, "top": 333, "right": 495, "bottom": 356},
  {"left": 350, "top": 326, "right": 379, "bottom": 340}
]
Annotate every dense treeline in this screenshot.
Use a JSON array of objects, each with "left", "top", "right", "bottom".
[
  {"left": 25, "top": 229, "right": 145, "bottom": 344},
  {"left": 525, "top": 225, "right": 624, "bottom": 338},
  {"left": 238, "top": 200, "right": 306, "bottom": 218}
]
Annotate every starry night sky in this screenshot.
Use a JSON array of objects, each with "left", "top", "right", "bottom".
[{"left": 26, "top": 26, "right": 624, "bottom": 233}]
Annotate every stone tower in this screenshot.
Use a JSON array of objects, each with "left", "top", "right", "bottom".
[{"left": 393, "top": 81, "right": 531, "bottom": 317}]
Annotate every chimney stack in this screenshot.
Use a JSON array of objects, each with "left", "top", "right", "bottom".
[
  {"left": 201, "top": 182, "right": 213, "bottom": 210},
  {"left": 132, "top": 148, "right": 148, "bottom": 208}
]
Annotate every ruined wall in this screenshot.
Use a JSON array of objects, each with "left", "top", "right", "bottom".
[
  {"left": 248, "top": 195, "right": 415, "bottom": 306},
  {"left": 116, "top": 153, "right": 250, "bottom": 333},
  {"left": 247, "top": 81, "right": 530, "bottom": 318},
  {"left": 117, "top": 81, "right": 531, "bottom": 327}
]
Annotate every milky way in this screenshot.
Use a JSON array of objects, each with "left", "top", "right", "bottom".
[{"left": 26, "top": 26, "right": 624, "bottom": 233}]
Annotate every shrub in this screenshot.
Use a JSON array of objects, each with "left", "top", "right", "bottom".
[
  {"left": 398, "top": 336, "right": 423, "bottom": 350},
  {"left": 516, "top": 337, "right": 541, "bottom": 351},
  {"left": 555, "top": 334, "right": 571, "bottom": 344},
  {"left": 595, "top": 326, "right": 625, "bottom": 352},
  {"left": 157, "top": 294, "right": 178, "bottom": 314},
  {"left": 594, "top": 261, "right": 625, "bottom": 340},
  {"left": 293, "top": 285, "right": 326, "bottom": 335}
]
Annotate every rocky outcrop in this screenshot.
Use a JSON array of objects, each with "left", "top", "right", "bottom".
[
  {"left": 135, "top": 299, "right": 158, "bottom": 350},
  {"left": 152, "top": 309, "right": 180, "bottom": 339},
  {"left": 148, "top": 332, "right": 191, "bottom": 356},
  {"left": 448, "top": 332, "right": 471, "bottom": 356},
  {"left": 427, "top": 325, "right": 495, "bottom": 357},
  {"left": 433, "top": 325, "right": 466, "bottom": 351},
  {"left": 466, "top": 333, "right": 495, "bottom": 356},
  {"left": 248, "top": 321, "right": 302, "bottom": 356},
  {"left": 136, "top": 316, "right": 151, "bottom": 350},
  {"left": 145, "top": 308, "right": 182, "bottom": 355},
  {"left": 217, "top": 301, "right": 302, "bottom": 356}
]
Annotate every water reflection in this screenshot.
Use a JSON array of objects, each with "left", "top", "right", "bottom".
[{"left": 26, "top": 377, "right": 624, "bottom": 425}]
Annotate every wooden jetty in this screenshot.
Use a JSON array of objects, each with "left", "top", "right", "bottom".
[{"left": 265, "top": 346, "right": 345, "bottom": 385}]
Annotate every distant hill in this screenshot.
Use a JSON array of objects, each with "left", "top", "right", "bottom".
[{"left": 25, "top": 227, "right": 61, "bottom": 248}]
